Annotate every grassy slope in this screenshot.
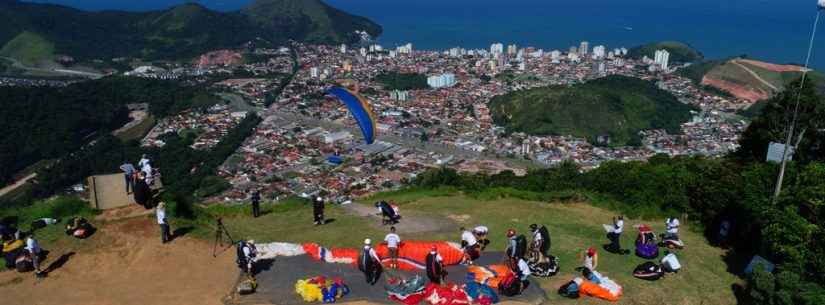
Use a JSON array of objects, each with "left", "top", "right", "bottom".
[
  {"left": 489, "top": 76, "right": 695, "bottom": 146},
  {"left": 0, "top": 31, "right": 54, "bottom": 66},
  {"left": 209, "top": 192, "right": 738, "bottom": 305}
]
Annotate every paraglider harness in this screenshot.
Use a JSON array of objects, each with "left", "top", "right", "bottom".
[
  {"left": 376, "top": 201, "right": 400, "bottom": 225},
  {"left": 65, "top": 217, "right": 94, "bottom": 239},
  {"left": 236, "top": 240, "right": 257, "bottom": 275}
]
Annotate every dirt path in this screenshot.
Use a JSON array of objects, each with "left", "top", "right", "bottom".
[
  {"left": 0, "top": 173, "right": 36, "bottom": 198},
  {"left": 731, "top": 59, "right": 779, "bottom": 91},
  {"left": 0, "top": 217, "right": 237, "bottom": 305},
  {"left": 341, "top": 202, "right": 453, "bottom": 234}
]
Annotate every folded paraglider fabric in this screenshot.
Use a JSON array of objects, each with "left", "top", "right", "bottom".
[
  {"left": 467, "top": 265, "right": 513, "bottom": 288},
  {"left": 464, "top": 281, "right": 499, "bottom": 304},
  {"left": 577, "top": 274, "right": 623, "bottom": 302},
  {"left": 423, "top": 283, "right": 471, "bottom": 305},
  {"left": 633, "top": 262, "right": 664, "bottom": 281},
  {"left": 257, "top": 242, "right": 307, "bottom": 259},
  {"left": 386, "top": 275, "right": 428, "bottom": 305},
  {"left": 295, "top": 276, "right": 349, "bottom": 303}
]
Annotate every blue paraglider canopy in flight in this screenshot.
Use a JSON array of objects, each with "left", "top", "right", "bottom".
[{"left": 327, "top": 87, "right": 378, "bottom": 144}]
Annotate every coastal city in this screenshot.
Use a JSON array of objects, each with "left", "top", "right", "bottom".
[{"left": 116, "top": 40, "right": 751, "bottom": 202}]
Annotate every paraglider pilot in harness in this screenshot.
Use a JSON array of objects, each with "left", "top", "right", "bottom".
[
  {"left": 236, "top": 240, "right": 258, "bottom": 276},
  {"left": 529, "top": 224, "right": 551, "bottom": 260},
  {"left": 375, "top": 200, "right": 400, "bottom": 225},
  {"left": 359, "top": 239, "right": 382, "bottom": 285},
  {"left": 426, "top": 246, "right": 447, "bottom": 284},
  {"left": 460, "top": 227, "right": 480, "bottom": 264},
  {"left": 313, "top": 197, "right": 325, "bottom": 225}
]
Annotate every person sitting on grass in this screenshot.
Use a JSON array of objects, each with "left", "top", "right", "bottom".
[{"left": 579, "top": 247, "right": 599, "bottom": 271}]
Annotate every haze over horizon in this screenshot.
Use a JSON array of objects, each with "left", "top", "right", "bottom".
[{"left": 22, "top": 0, "right": 825, "bottom": 68}]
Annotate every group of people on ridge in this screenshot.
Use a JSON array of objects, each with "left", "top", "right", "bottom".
[{"left": 121, "top": 154, "right": 158, "bottom": 209}]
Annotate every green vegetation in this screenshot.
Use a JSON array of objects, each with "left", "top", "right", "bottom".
[
  {"left": 0, "top": 0, "right": 381, "bottom": 61},
  {"left": 374, "top": 72, "right": 429, "bottom": 90},
  {"left": 0, "top": 31, "right": 53, "bottom": 66},
  {"left": 677, "top": 59, "right": 727, "bottom": 84},
  {"left": 418, "top": 78, "right": 825, "bottom": 304},
  {"left": 627, "top": 41, "right": 704, "bottom": 63},
  {"left": 489, "top": 75, "right": 697, "bottom": 146},
  {"left": 0, "top": 76, "right": 217, "bottom": 186}
]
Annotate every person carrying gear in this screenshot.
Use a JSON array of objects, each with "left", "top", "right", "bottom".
[
  {"left": 236, "top": 240, "right": 258, "bottom": 275},
  {"left": 505, "top": 229, "right": 527, "bottom": 268},
  {"left": 313, "top": 197, "right": 325, "bottom": 225},
  {"left": 375, "top": 201, "right": 400, "bottom": 225},
  {"left": 25, "top": 234, "right": 43, "bottom": 276},
  {"left": 460, "top": 227, "right": 480, "bottom": 263},
  {"left": 384, "top": 226, "right": 401, "bottom": 269},
  {"left": 529, "top": 224, "right": 551, "bottom": 260},
  {"left": 425, "top": 246, "right": 446, "bottom": 284},
  {"left": 359, "top": 239, "right": 382, "bottom": 285},
  {"left": 472, "top": 225, "right": 490, "bottom": 250}
]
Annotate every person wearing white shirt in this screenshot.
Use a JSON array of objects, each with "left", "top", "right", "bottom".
[
  {"left": 517, "top": 258, "right": 532, "bottom": 292},
  {"left": 156, "top": 202, "right": 171, "bottom": 244},
  {"left": 473, "top": 225, "right": 490, "bottom": 250},
  {"left": 665, "top": 217, "right": 681, "bottom": 240},
  {"left": 384, "top": 226, "right": 401, "bottom": 269},
  {"left": 606, "top": 216, "right": 626, "bottom": 254},
  {"left": 25, "top": 234, "right": 43, "bottom": 274},
  {"left": 460, "top": 227, "right": 479, "bottom": 263}
]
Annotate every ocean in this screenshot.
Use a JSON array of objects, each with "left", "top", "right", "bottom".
[{"left": 24, "top": 0, "right": 825, "bottom": 69}]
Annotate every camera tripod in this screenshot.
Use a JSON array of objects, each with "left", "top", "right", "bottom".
[{"left": 212, "top": 217, "right": 235, "bottom": 257}]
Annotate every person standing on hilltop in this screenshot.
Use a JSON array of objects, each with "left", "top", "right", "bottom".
[
  {"left": 133, "top": 172, "right": 151, "bottom": 209},
  {"left": 156, "top": 202, "right": 171, "bottom": 244},
  {"left": 313, "top": 197, "right": 325, "bottom": 225},
  {"left": 119, "top": 162, "right": 136, "bottom": 194},
  {"left": 250, "top": 190, "right": 261, "bottom": 218},
  {"left": 384, "top": 226, "right": 401, "bottom": 269}
]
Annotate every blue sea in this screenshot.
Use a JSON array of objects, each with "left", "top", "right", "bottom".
[{"left": 24, "top": 0, "right": 825, "bottom": 69}]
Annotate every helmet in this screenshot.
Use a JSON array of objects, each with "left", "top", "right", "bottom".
[
  {"left": 506, "top": 229, "right": 516, "bottom": 237},
  {"left": 529, "top": 224, "right": 538, "bottom": 231},
  {"left": 430, "top": 245, "right": 438, "bottom": 252},
  {"left": 587, "top": 247, "right": 596, "bottom": 256},
  {"left": 364, "top": 239, "right": 371, "bottom": 245}
]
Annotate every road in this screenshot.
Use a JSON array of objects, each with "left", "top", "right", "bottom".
[
  {"left": 0, "top": 173, "right": 36, "bottom": 198},
  {"left": 0, "top": 56, "right": 104, "bottom": 79},
  {"left": 731, "top": 59, "right": 779, "bottom": 91},
  {"left": 264, "top": 106, "right": 540, "bottom": 166}
]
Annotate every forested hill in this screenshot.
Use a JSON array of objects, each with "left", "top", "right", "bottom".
[
  {"left": 0, "top": 77, "right": 216, "bottom": 186},
  {"left": 489, "top": 75, "right": 697, "bottom": 146},
  {"left": 627, "top": 41, "right": 704, "bottom": 63},
  {"left": 0, "top": 0, "right": 381, "bottom": 61}
]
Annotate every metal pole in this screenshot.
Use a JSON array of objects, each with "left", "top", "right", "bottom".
[{"left": 772, "top": 9, "right": 821, "bottom": 203}]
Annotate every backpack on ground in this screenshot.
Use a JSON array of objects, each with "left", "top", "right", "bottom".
[
  {"left": 633, "top": 261, "right": 664, "bottom": 281},
  {"left": 513, "top": 235, "right": 528, "bottom": 259},
  {"left": 15, "top": 254, "right": 33, "bottom": 273}
]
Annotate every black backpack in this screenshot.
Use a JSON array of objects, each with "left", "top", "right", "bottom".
[
  {"left": 514, "top": 234, "right": 528, "bottom": 258},
  {"left": 236, "top": 241, "right": 247, "bottom": 264},
  {"left": 538, "top": 226, "right": 551, "bottom": 252}
]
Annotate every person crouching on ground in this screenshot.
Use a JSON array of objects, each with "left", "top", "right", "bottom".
[
  {"left": 384, "top": 226, "right": 401, "bottom": 269},
  {"left": 473, "top": 225, "right": 490, "bottom": 251},
  {"left": 359, "top": 239, "right": 382, "bottom": 285},
  {"left": 460, "top": 227, "right": 479, "bottom": 264},
  {"left": 579, "top": 247, "right": 599, "bottom": 271},
  {"left": 665, "top": 216, "right": 680, "bottom": 241},
  {"left": 426, "top": 246, "right": 446, "bottom": 285},
  {"left": 313, "top": 197, "right": 325, "bottom": 225},
  {"left": 156, "top": 202, "right": 171, "bottom": 244}
]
